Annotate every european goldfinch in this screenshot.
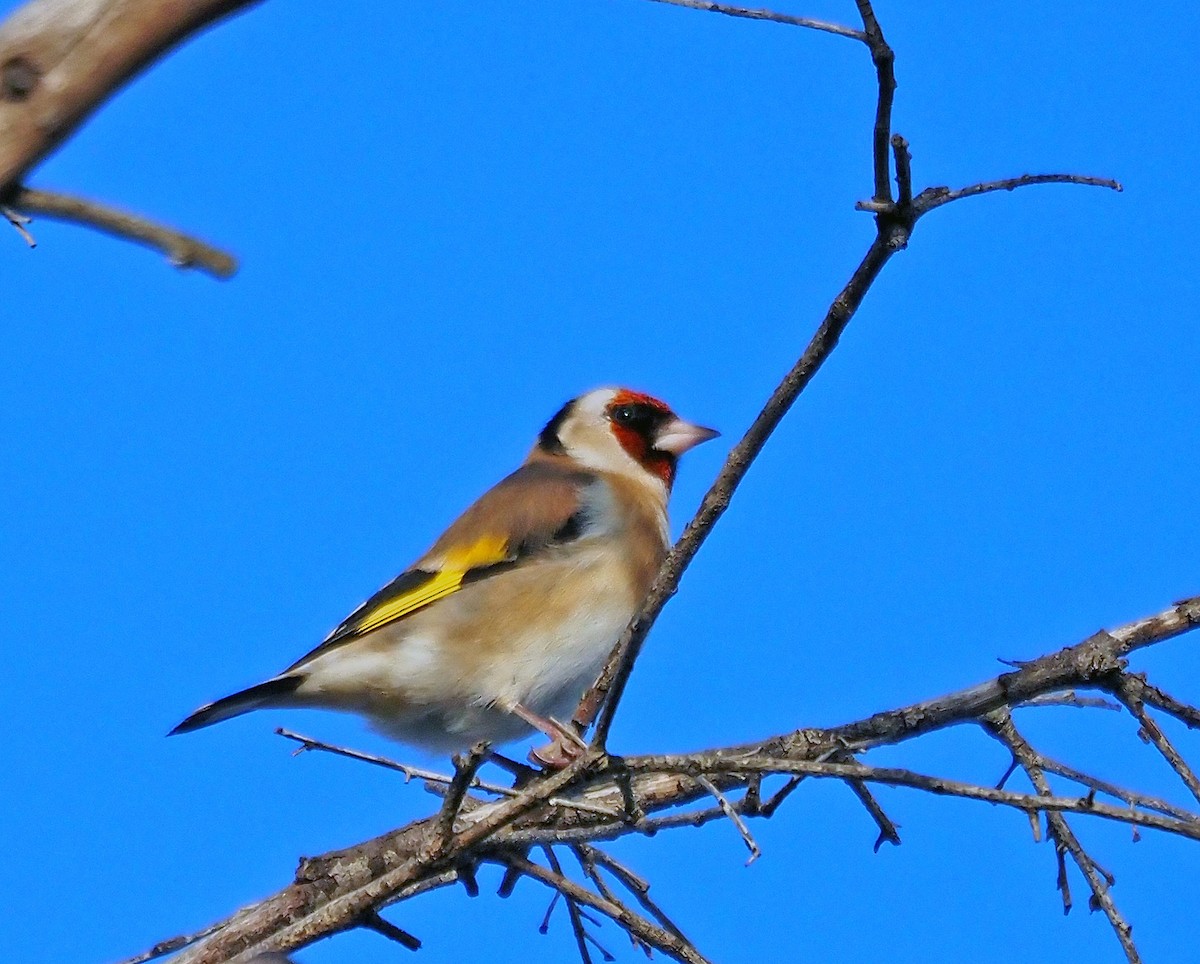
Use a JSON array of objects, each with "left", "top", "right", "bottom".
[{"left": 171, "top": 387, "right": 717, "bottom": 764}]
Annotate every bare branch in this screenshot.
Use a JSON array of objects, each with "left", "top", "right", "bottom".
[
  {"left": 696, "top": 775, "right": 761, "bottom": 863},
  {"left": 584, "top": 190, "right": 911, "bottom": 747},
  {"left": 494, "top": 850, "right": 712, "bottom": 964},
  {"left": 437, "top": 744, "right": 492, "bottom": 853},
  {"left": 912, "top": 173, "right": 1123, "bottom": 214},
  {"left": 154, "top": 595, "right": 1200, "bottom": 962},
  {"left": 359, "top": 911, "right": 421, "bottom": 952},
  {"left": 641, "top": 0, "right": 865, "bottom": 41},
  {"left": 2, "top": 201, "right": 34, "bottom": 245},
  {"left": 113, "top": 922, "right": 225, "bottom": 964},
  {"left": 3, "top": 185, "right": 237, "bottom": 277},
  {"left": 983, "top": 711, "right": 1139, "bottom": 962},
  {"left": 0, "top": 0, "right": 261, "bottom": 188},
  {"left": 1117, "top": 673, "right": 1200, "bottom": 729},
  {"left": 622, "top": 755, "right": 1200, "bottom": 844},
  {"left": 854, "top": 0, "right": 896, "bottom": 205},
  {"left": 1112, "top": 677, "right": 1200, "bottom": 806},
  {"left": 277, "top": 728, "right": 622, "bottom": 820}
]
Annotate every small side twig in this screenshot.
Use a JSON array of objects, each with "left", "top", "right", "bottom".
[
  {"left": 1018, "top": 692, "right": 1122, "bottom": 711},
  {"left": 1113, "top": 678, "right": 1200, "bottom": 807},
  {"left": 891, "top": 133, "right": 912, "bottom": 207},
  {"left": 359, "top": 911, "right": 421, "bottom": 952},
  {"left": 643, "top": 0, "right": 865, "bottom": 41},
  {"left": 844, "top": 775, "right": 902, "bottom": 851},
  {"left": 574, "top": 843, "right": 695, "bottom": 947},
  {"left": 113, "top": 921, "right": 225, "bottom": 964},
  {"left": 1035, "top": 751, "right": 1198, "bottom": 823},
  {"left": 277, "top": 728, "right": 620, "bottom": 819},
  {"left": 2, "top": 185, "right": 238, "bottom": 278},
  {"left": 696, "top": 775, "right": 761, "bottom": 863},
  {"left": 437, "top": 743, "right": 491, "bottom": 851},
  {"left": 494, "top": 850, "right": 712, "bottom": 964},
  {"left": 855, "top": 0, "right": 897, "bottom": 206},
  {"left": 2, "top": 203, "right": 34, "bottom": 246},
  {"left": 1123, "top": 675, "right": 1200, "bottom": 729},
  {"left": 983, "top": 710, "right": 1139, "bottom": 962},
  {"left": 543, "top": 846, "right": 612, "bottom": 964},
  {"left": 913, "top": 173, "right": 1122, "bottom": 213}
]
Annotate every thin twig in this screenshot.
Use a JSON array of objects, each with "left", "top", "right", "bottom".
[
  {"left": 1019, "top": 692, "right": 1122, "bottom": 711},
  {"left": 760, "top": 776, "right": 802, "bottom": 817},
  {"left": 575, "top": 844, "right": 694, "bottom": 947},
  {"left": 113, "top": 922, "right": 225, "bottom": 964},
  {"left": 891, "top": 133, "right": 912, "bottom": 207},
  {"left": 543, "top": 846, "right": 609, "bottom": 964},
  {"left": 642, "top": 0, "right": 865, "bottom": 41},
  {"left": 495, "top": 851, "right": 712, "bottom": 964},
  {"left": 913, "top": 173, "right": 1122, "bottom": 213},
  {"left": 1035, "top": 754, "right": 1196, "bottom": 823},
  {"left": 3, "top": 185, "right": 238, "bottom": 278},
  {"left": 1112, "top": 678, "right": 1200, "bottom": 807},
  {"left": 1119, "top": 673, "right": 1200, "bottom": 729},
  {"left": 2, "top": 203, "right": 35, "bottom": 246},
  {"left": 437, "top": 744, "right": 491, "bottom": 851},
  {"left": 983, "top": 711, "right": 1139, "bottom": 962},
  {"left": 277, "top": 728, "right": 621, "bottom": 819},
  {"left": 844, "top": 776, "right": 902, "bottom": 851},
  {"left": 359, "top": 911, "right": 421, "bottom": 952},
  {"left": 621, "top": 755, "right": 1200, "bottom": 844},
  {"left": 696, "top": 775, "right": 762, "bottom": 863},
  {"left": 855, "top": 0, "right": 896, "bottom": 206}
]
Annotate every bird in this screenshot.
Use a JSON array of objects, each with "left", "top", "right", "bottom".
[{"left": 170, "top": 387, "right": 718, "bottom": 766}]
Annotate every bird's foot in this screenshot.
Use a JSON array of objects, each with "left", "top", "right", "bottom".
[
  {"left": 528, "top": 735, "right": 585, "bottom": 770},
  {"left": 508, "top": 703, "right": 588, "bottom": 770}
]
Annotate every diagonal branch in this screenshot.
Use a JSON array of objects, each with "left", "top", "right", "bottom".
[
  {"left": 0, "top": 0, "right": 262, "bottom": 188},
  {"left": 1111, "top": 676, "right": 1200, "bottom": 807},
  {"left": 642, "top": 0, "right": 865, "bottom": 40},
  {"left": 4, "top": 185, "right": 238, "bottom": 277},
  {"left": 982, "top": 710, "right": 1139, "bottom": 962},
  {"left": 493, "top": 850, "right": 712, "bottom": 964}
]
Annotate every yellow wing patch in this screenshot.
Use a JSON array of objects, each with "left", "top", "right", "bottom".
[
  {"left": 351, "top": 534, "right": 510, "bottom": 636},
  {"left": 439, "top": 533, "right": 510, "bottom": 570}
]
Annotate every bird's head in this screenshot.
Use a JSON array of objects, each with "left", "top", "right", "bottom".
[{"left": 536, "top": 387, "right": 718, "bottom": 488}]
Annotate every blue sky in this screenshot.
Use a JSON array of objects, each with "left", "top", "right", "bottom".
[{"left": 3, "top": 1, "right": 1197, "bottom": 962}]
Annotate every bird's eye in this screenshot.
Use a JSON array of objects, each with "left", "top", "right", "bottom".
[{"left": 611, "top": 405, "right": 637, "bottom": 425}]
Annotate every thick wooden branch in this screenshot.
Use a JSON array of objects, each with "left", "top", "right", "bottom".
[{"left": 0, "top": 0, "right": 260, "bottom": 190}]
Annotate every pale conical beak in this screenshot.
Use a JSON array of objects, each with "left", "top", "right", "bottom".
[{"left": 653, "top": 418, "right": 720, "bottom": 456}]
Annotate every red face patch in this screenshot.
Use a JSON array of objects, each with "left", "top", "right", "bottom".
[{"left": 606, "top": 390, "right": 677, "bottom": 486}]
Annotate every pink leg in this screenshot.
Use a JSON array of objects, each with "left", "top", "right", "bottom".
[{"left": 507, "top": 702, "right": 587, "bottom": 769}]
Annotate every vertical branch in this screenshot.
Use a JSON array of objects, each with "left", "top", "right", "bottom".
[
  {"left": 587, "top": 219, "right": 908, "bottom": 746},
  {"left": 853, "top": 0, "right": 896, "bottom": 204}
]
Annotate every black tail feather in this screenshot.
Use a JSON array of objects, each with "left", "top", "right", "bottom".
[{"left": 168, "top": 676, "right": 303, "bottom": 736}]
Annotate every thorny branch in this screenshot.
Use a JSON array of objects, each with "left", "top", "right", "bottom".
[{"left": 12, "top": 0, "right": 1165, "bottom": 962}]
